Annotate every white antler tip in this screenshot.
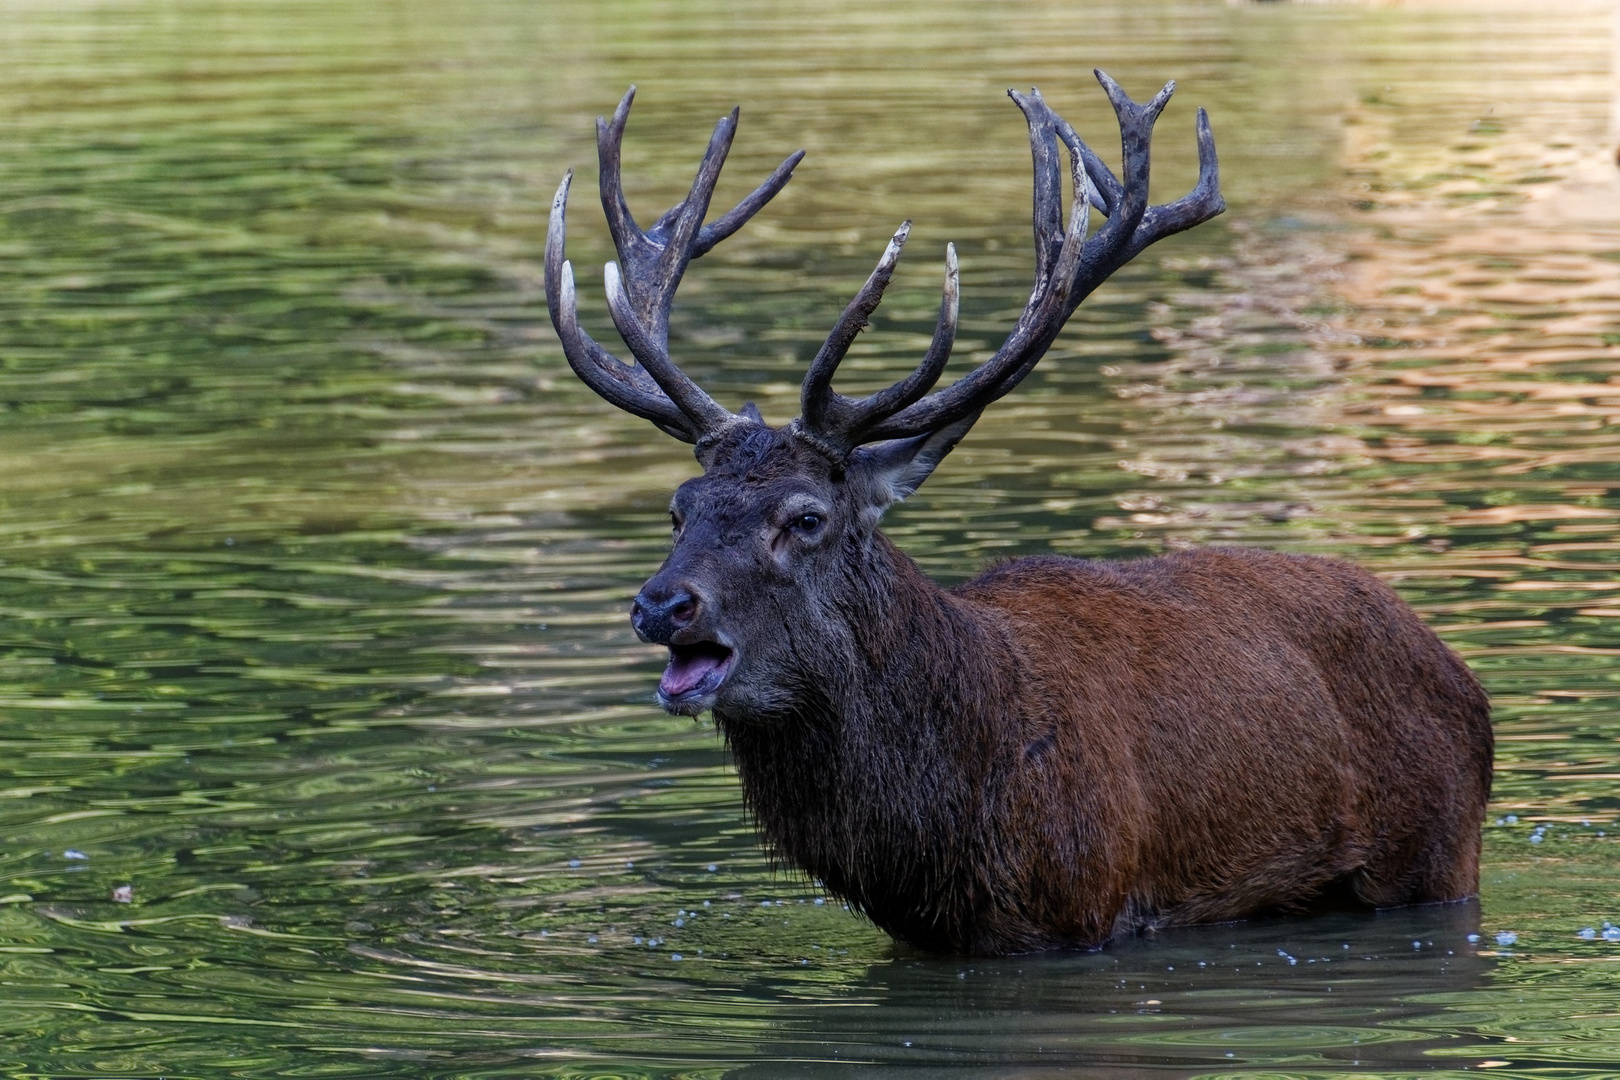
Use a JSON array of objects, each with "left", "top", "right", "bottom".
[{"left": 603, "top": 261, "right": 630, "bottom": 312}]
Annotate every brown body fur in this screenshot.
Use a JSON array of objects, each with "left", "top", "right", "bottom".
[{"left": 720, "top": 540, "right": 1491, "bottom": 956}]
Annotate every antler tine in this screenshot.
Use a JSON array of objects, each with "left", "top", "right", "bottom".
[
  {"left": 604, "top": 260, "right": 736, "bottom": 432},
  {"left": 545, "top": 172, "right": 698, "bottom": 440},
  {"left": 597, "top": 87, "right": 650, "bottom": 270},
  {"left": 799, "top": 221, "right": 912, "bottom": 434},
  {"left": 1051, "top": 113, "right": 1118, "bottom": 216},
  {"left": 798, "top": 233, "right": 961, "bottom": 452},
  {"left": 1011, "top": 88, "right": 1067, "bottom": 295},
  {"left": 695, "top": 147, "right": 807, "bottom": 256},
  {"left": 1114, "top": 105, "right": 1225, "bottom": 267},
  {"left": 829, "top": 73, "right": 1221, "bottom": 446},
  {"left": 1071, "top": 71, "right": 1171, "bottom": 283},
  {"left": 645, "top": 109, "right": 739, "bottom": 315},
  {"left": 842, "top": 242, "right": 959, "bottom": 435},
  {"left": 601, "top": 99, "right": 737, "bottom": 346}
]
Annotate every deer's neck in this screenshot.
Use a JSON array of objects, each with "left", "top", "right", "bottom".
[{"left": 715, "top": 532, "right": 1023, "bottom": 949}]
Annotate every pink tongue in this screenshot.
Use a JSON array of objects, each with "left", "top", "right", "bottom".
[{"left": 661, "top": 651, "right": 722, "bottom": 697}]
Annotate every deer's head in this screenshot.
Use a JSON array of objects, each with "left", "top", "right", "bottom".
[{"left": 545, "top": 76, "right": 1223, "bottom": 717}]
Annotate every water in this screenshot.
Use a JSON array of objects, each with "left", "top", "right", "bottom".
[{"left": 0, "top": 0, "right": 1618, "bottom": 1075}]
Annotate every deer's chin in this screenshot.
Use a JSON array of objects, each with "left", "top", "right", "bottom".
[{"left": 657, "top": 641, "right": 736, "bottom": 716}]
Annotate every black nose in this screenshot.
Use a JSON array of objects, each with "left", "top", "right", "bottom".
[{"left": 631, "top": 585, "right": 699, "bottom": 644}]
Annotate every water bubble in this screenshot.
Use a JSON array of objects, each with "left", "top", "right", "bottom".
[
  {"left": 1604, "top": 927, "right": 1620, "bottom": 942},
  {"left": 702, "top": 900, "right": 711, "bottom": 907},
  {"left": 1529, "top": 834, "right": 1543, "bottom": 844},
  {"left": 1578, "top": 928, "right": 1597, "bottom": 940},
  {"left": 706, "top": 864, "right": 718, "bottom": 872},
  {"left": 587, "top": 934, "right": 599, "bottom": 943},
  {"left": 1413, "top": 940, "right": 1422, "bottom": 949},
  {"left": 1467, "top": 933, "right": 1481, "bottom": 943},
  {"left": 814, "top": 897, "right": 825, "bottom": 906},
  {"left": 568, "top": 859, "right": 581, "bottom": 868},
  {"left": 63, "top": 850, "right": 88, "bottom": 860},
  {"left": 673, "top": 918, "right": 684, "bottom": 928},
  {"left": 761, "top": 900, "right": 772, "bottom": 907},
  {"left": 1495, "top": 931, "right": 1517, "bottom": 946},
  {"left": 671, "top": 953, "right": 683, "bottom": 961},
  {"left": 1506, "top": 814, "right": 1518, "bottom": 824}
]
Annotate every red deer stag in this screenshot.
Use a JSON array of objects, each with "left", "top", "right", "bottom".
[{"left": 544, "top": 74, "right": 1494, "bottom": 956}]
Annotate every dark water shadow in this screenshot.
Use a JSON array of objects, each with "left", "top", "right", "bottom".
[{"left": 731, "top": 904, "right": 1496, "bottom": 1077}]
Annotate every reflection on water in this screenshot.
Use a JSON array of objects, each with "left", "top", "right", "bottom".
[
  {"left": 2, "top": 0, "right": 1620, "bottom": 1075},
  {"left": 738, "top": 906, "right": 1498, "bottom": 1078}
]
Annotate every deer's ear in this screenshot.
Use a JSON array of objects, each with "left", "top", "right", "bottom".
[{"left": 848, "top": 410, "right": 980, "bottom": 513}]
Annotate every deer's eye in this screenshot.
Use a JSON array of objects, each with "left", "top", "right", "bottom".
[{"left": 791, "top": 513, "right": 822, "bottom": 533}]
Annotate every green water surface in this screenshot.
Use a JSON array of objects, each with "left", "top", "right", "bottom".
[{"left": 2, "top": 0, "right": 1620, "bottom": 1076}]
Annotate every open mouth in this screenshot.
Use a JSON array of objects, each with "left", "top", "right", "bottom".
[{"left": 658, "top": 641, "right": 735, "bottom": 708}]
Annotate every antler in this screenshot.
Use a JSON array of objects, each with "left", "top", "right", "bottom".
[
  {"left": 545, "top": 87, "right": 805, "bottom": 444},
  {"left": 796, "top": 69, "right": 1224, "bottom": 455}
]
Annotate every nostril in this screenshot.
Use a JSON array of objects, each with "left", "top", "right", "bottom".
[{"left": 631, "top": 586, "right": 701, "bottom": 643}]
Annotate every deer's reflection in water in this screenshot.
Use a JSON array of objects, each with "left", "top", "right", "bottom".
[{"left": 730, "top": 904, "right": 1495, "bottom": 1078}]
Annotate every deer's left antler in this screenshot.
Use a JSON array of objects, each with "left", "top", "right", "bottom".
[{"left": 795, "top": 70, "right": 1224, "bottom": 454}]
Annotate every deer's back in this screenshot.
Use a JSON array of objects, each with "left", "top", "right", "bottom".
[{"left": 954, "top": 546, "right": 1492, "bottom": 943}]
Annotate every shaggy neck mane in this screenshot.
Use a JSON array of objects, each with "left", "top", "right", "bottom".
[{"left": 714, "top": 531, "right": 1023, "bottom": 952}]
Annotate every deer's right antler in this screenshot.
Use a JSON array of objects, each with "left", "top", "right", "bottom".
[{"left": 545, "top": 87, "right": 804, "bottom": 445}]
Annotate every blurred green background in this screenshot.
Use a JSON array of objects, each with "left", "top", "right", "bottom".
[{"left": 2, "top": 0, "right": 1620, "bottom": 1075}]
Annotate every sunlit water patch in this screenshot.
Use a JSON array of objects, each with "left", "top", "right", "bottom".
[{"left": 1, "top": 0, "right": 1620, "bottom": 1076}]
